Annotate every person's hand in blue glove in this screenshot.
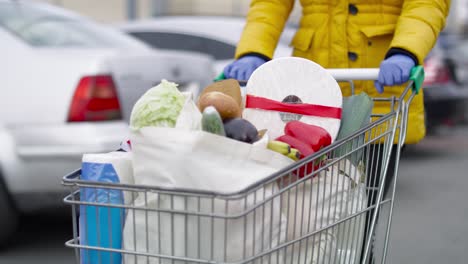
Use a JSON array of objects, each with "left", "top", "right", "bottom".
[
  {"left": 374, "top": 54, "right": 416, "bottom": 93},
  {"left": 223, "top": 55, "right": 267, "bottom": 81}
]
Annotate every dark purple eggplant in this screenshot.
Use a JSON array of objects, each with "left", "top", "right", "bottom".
[{"left": 223, "top": 118, "right": 259, "bottom": 144}]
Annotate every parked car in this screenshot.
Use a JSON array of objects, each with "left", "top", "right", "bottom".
[
  {"left": 117, "top": 16, "right": 295, "bottom": 76},
  {"left": 0, "top": 0, "right": 214, "bottom": 245},
  {"left": 423, "top": 33, "right": 468, "bottom": 130}
]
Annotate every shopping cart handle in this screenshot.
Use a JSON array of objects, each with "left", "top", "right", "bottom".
[
  {"left": 215, "top": 69, "right": 381, "bottom": 82},
  {"left": 215, "top": 66, "right": 424, "bottom": 93},
  {"left": 213, "top": 72, "right": 247, "bottom": 86},
  {"left": 214, "top": 72, "right": 226, "bottom": 82},
  {"left": 410, "top": 66, "right": 424, "bottom": 94},
  {"left": 326, "top": 68, "right": 380, "bottom": 81}
]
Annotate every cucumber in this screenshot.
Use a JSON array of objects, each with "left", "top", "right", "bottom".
[
  {"left": 202, "top": 106, "right": 226, "bottom": 136},
  {"left": 335, "top": 92, "right": 373, "bottom": 165},
  {"left": 337, "top": 92, "right": 373, "bottom": 139}
]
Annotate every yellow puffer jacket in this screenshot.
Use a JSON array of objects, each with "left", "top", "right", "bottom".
[{"left": 236, "top": 0, "right": 450, "bottom": 144}]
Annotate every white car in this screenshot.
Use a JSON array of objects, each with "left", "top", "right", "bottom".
[
  {"left": 0, "top": 0, "right": 214, "bottom": 244},
  {"left": 118, "top": 16, "right": 295, "bottom": 76}
]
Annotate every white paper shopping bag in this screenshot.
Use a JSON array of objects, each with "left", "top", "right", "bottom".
[
  {"left": 280, "top": 159, "right": 366, "bottom": 264},
  {"left": 123, "top": 127, "right": 294, "bottom": 264}
]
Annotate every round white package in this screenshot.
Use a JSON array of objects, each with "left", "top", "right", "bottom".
[{"left": 243, "top": 57, "right": 342, "bottom": 142}]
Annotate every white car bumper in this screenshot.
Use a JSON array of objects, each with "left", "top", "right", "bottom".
[{"left": 0, "top": 121, "right": 129, "bottom": 211}]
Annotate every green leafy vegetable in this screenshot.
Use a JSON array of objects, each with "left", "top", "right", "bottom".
[{"left": 130, "top": 79, "right": 184, "bottom": 130}]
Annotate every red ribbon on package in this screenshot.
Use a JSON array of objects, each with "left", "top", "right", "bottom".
[{"left": 245, "top": 94, "right": 342, "bottom": 119}]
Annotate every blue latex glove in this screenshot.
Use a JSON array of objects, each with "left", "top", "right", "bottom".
[
  {"left": 374, "top": 54, "right": 416, "bottom": 93},
  {"left": 223, "top": 55, "right": 267, "bottom": 81}
]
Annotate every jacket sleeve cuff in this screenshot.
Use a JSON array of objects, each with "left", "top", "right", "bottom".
[
  {"left": 237, "top": 52, "right": 271, "bottom": 61},
  {"left": 385, "top": 48, "right": 419, "bottom": 65}
]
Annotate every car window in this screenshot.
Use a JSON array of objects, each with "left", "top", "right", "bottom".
[
  {"left": 128, "top": 31, "right": 236, "bottom": 60},
  {"left": 0, "top": 2, "right": 147, "bottom": 49}
]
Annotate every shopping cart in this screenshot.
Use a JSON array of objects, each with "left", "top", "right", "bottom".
[{"left": 62, "top": 67, "right": 424, "bottom": 264}]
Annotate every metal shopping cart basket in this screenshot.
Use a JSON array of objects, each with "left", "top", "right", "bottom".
[{"left": 62, "top": 67, "right": 424, "bottom": 264}]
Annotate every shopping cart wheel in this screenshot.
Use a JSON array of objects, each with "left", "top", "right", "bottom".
[{"left": 0, "top": 173, "right": 18, "bottom": 248}]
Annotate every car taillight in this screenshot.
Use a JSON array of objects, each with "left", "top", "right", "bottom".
[
  {"left": 423, "top": 56, "right": 452, "bottom": 86},
  {"left": 68, "top": 75, "right": 122, "bottom": 122}
]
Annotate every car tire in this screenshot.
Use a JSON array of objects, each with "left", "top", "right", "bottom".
[{"left": 0, "top": 173, "right": 18, "bottom": 248}]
